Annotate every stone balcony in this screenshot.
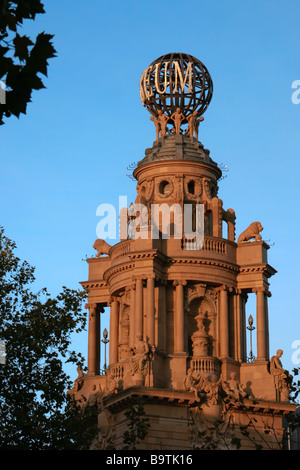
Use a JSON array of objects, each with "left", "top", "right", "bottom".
[
  {"left": 105, "top": 236, "right": 238, "bottom": 288},
  {"left": 189, "top": 356, "right": 221, "bottom": 382},
  {"left": 109, "top": 236, "right": 236, "bottom": 267},
  {"left": 85, "top": 235, "right": 238, "bottom": 301}
]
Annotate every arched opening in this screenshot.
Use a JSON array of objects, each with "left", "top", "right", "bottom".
[
  {"left": 222, "top": 219, "right": 228, "bottom": 239},
  {"left": 187, "top": 296, "right": 216, "bottom": 357},
  {"left": 204, "top": 210, "right": 213, "bottom": 236}
]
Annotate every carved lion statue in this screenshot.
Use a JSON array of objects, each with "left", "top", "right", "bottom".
[
  {"left": 237, "top": 221, "right": 263, "bottom": 243},
  {"left": 93, "top": 238, "right": 112, "bottom": 257}
]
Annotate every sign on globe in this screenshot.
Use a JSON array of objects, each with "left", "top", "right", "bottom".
[{"left": 140, "top": 52, "right": 213, "bottom": 121}]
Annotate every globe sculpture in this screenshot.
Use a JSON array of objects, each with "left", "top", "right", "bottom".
[{"left": 140, "top": 52, "right": 213, "bottom": 140}]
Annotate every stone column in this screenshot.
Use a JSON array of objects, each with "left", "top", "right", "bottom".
[
  {"left": 174, "top": 280, "right": 187, "bottom": 353},
  {"left": 254, "top": 287, "right": 268, "bottom": 361},
  {"left": 147, "top": 275, "right": 155, "bottom": 346},
  {"left": 235, "top": 289, "right": 244, "bottom": 362},
  {"left": 241, "top": 292, "right": 248, "bottom": 361},
  {"left": 212, "top": 197, "right": 223, "bottom": 238},
  {"left": 129, "top": 284, "right": 136, "bottom": 349},
  {"left": 227, "top": 208, "right": 236, "bottom": 242},
  {"left": 219, "top": 286, "right": 229, "bottom": 359},
  {"left": 86, "top": 303, "right": 99, "bottom": 375},
  {"left": 109, "top": 297, "right": 119, "bottom": 365},
  {"left": 159, "top": 281, "right": 167, "bottom": 352},
  {"left": 265, "top": 291, "right": 271, "bottom": 360},
  {"left": 135, "top": 276, "right": 144, "bottom": 339}
]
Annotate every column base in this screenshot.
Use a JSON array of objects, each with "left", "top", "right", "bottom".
[{"left": 255, "top": 357, "right": 268, "bottom": 363}]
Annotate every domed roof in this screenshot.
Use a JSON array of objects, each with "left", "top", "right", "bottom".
[{"left": 136, "top": 133, "right": 220, "bottom": 176}]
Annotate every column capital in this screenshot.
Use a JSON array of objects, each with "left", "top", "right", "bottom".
[
  {"left": 133, "top": 274, "right": 145, "bottom": 282},
  {"left": 252, "top": 286, "right": 267, "bottom": 294},
  {"left": 173, "top": 280, "right": 187, "bottom": 287},
  {"left": 216, "top": 284, "right": 229, "bottom": 293},
  {"left": 85, "top": 302, "right": 97, "bottom": 311}
]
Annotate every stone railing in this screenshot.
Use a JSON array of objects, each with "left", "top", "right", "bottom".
[
  {"left": 183, "top": 236, "right": 227, "bottom": 254},
  {"left": 189, "top": 356, "right": 221, "bottom": 381},
  {"left": 110, "top": 363, "right": 125, "bottom": 381},
  {"left": 109, "top": 240, "right": 132, "bottom": 262},
  {"left": 202, "top": 237, "right": 227, "bottom": 254}
]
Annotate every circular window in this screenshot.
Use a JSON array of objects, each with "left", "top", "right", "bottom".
[{"left": 159, "top": 180, "right": 173, "bottom": 197}]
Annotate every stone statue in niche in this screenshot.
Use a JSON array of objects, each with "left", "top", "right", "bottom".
[
  {"left": 237, "top": 221, "right": 263, "bottom": 243},
  {"left": 129, "top": 335, "right": 150, "bottom": 376},
  {"left": 119, "top": 308, "right": 130, "bottom": 361},
  {"left": 270, "top": 349, "right": 292, "bottom": 402},
  {"left": 222, "top": 372, "right": 246, "bottom": 402},
  {"left": 93, "top": 238, "right": 112, "bottom": 257},
  {"left": 191, "top": 314, "right": 210, "bottom": 357}
]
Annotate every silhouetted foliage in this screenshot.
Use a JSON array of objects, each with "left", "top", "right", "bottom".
[
  {"left": 0, "top": 227, "right": 98, "bottom": 449},
  {"left": 290, "top": 367, "right": 300, "bottom": 403},
  {"left": 0, "top": 0, "right": 56, "bottom": 125},
  {"left": 123, "top": 400, "right": 150, "bottom": 450}
]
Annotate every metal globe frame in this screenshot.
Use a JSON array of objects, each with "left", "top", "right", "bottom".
[{"left": 140, "top": 52, "right": 213, "bottom": 123}]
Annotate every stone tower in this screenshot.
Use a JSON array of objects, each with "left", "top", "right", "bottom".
[{"left": 71, "top": 53, "right": 296, "bottom": 450}]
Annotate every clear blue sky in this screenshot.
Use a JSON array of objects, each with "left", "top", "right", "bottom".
[{"left": 1, "top": 0, "right": 300, "bottom": 381}]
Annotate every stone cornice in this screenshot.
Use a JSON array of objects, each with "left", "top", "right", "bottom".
[
  {"left": 128, "top": 249, "right": 172, "bottom": 265},
  {"left": 238, "top": 263, "right": 277, "bottom": 278},
  {"left": 228, "top": 398, "right": 297, "bottom": 416},
  {"left": 80, "top": 280, "right": 108, "bottom": 290},
  {"left": 101, "top": 386, "right": 297, "bottom": 416},
  {"left": 82, "top": 260, "right": 275, "bottom": 288},
  {"left": 172, "top": 257, "right": 239, "bottom": 273},
  {"left": 104, "top": 263, "right": 135, "bottom": 283}
]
